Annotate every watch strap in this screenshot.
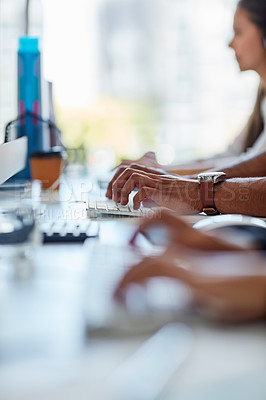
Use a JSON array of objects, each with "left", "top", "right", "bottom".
[{"left": 200, "top": 179, "right": 217, "bottom": 215}]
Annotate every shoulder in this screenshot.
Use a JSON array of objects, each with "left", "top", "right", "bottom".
[{"left": 261, "top": 96, "right": 266, "bottom": 120}]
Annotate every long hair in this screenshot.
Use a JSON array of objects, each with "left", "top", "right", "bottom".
[
  {"left": 237, "top": 0, "right": 266, "bottom": 151},
  {"left": 237, "top": 0, "right": 266, "bottom": 38},
  {"left": 244, "top": 85, "right": 265, "bottom": 150}
]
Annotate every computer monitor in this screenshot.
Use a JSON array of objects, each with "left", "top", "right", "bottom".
[{"left": 0, "top": 137, "right": 28, "bottom": 184}]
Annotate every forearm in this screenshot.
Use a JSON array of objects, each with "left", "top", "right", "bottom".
[
  {"left": 214, "top": 177, "right": 266, "bottom": 217},
  {"left": 211, "top": 151, "right": 266, "bottom": 179},
  {"left": 163, "top": 159, "right": 216, "bottom": 175}
]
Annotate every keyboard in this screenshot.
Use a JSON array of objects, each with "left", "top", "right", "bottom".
[
  {"left": 87, "top": 199, "right": 154, "bottom": 218},
  {"left": 38, "top": 219, "right": 99, "bottom": 243}
]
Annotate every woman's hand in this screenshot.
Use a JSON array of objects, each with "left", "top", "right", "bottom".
[
  {"left": 114, "top": 251, "right": 266, "bottom": 322},
  {"left": 116, "top": 151, "right": 160, "bottom": 169},
  {"left": 130, "top": 210, "right": 250, "bottom": 251}
]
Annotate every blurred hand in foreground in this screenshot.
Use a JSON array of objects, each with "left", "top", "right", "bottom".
[
  {"left": 114, "top": 250, "right": 266, "bottom": 322},
  {"left": 114, "top": 210, "right": 266, "bottom": 322},
  {"left": 130, "top": 209, "right": 252, "bottom": 251}
]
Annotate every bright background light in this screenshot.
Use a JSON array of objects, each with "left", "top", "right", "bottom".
[
  {"left": 0, "top": 0, "right": 259, "bottom": 165},
  {"left": 43, "top": 0, "right": 99, "bottom": 107}
]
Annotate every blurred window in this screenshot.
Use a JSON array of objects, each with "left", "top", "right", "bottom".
[{"left": 0, "top": 0, "right": 259, "bottom": 164}]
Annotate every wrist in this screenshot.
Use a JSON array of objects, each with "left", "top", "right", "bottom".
[
  {"left": 197, "top": 172, "right": 226, "bottom": 215},
  {"left": 213, "top": 180, "right": 234, "bottom": 214},
  {"left": 187, "top": 180, "right": 203, "bottom": 213}
]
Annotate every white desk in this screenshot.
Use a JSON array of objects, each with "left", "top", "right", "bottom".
[{"left": 0, "top": 174, "right": 266, "bottom": 400}]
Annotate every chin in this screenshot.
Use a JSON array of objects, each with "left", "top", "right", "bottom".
[
  {"left": 236, "top": 59, "right": 249, "bottom": 72},
  {"left": 238, "top": 63, "right": 248, "bottom": 72}
]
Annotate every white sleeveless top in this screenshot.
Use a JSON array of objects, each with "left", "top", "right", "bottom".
[{"left": 213, "top": 95, "right": 266, "bottom": 166}]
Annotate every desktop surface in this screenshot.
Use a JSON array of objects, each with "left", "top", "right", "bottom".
[{"left": 0, "top": 172, "right": 265, "bottom": 400}]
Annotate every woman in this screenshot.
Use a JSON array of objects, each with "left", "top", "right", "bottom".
[{"left": 115, "top": 0, "right": 266, "bottom": 175}]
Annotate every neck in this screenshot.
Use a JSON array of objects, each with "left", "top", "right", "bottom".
[
  {"left": 261, "top": 75, "right": 266, "bottom": 90},
  {"left": 258, "top": 60, "right": 266, "bottom": 89}
]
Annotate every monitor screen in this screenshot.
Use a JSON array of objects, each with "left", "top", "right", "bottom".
[{"left": 0, "top": 137, "right": 28, "bottom": 184}]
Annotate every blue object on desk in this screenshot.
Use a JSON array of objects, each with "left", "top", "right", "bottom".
[{"left": 14, "top": 36, "right": 43, "bottom": 179}]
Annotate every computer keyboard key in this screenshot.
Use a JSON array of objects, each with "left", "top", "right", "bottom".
[
  {"left": 79, "top": 220, "right": 91, "bottom": 231},
  {"left": 96, "top": 202, "right": 108, "bottom": 211},
  {"left": 39, "top": 219, "right": 99, "bottom": 243},
  {"left": 107, "top": 204, "right": 119, "bottom": 211},
  {"left": 86, "top": 199, "right": 155, "bottom": 218},
  {"left": 88, "top": 202, "right": 96, "bottom": 210},
  {"left": 117, "top": 204, "right": 130, "bottom": 212}
]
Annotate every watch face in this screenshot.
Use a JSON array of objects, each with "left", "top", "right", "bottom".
[
  {"left": 198, "top": 172, "right": 226, "bottom": 183},
  {"left": 199, "top": 175, "right": 212, "bottom": 181}
]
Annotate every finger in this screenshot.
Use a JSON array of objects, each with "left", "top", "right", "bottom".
[
  {"left": 110, "top": 160, "right": 131, "bottom": 172},
  {"left": 120, "top": 173, "right": 161, "bottom": 205},
  {"left": 113, "top": 170, "right": 161, "bottom": 203},
  {"left": 143, "top": 151, "right": 156, "bottom": 159},
  {"left": 133, "top": 186, "right": 167, "bottom": 209},
  {"left": 129, "top": 228, "right": 152, "bottom": 246},
  {"left": 129, "top": 209, "right": 199, "bottom": 249},
  {"left": 114, "top": 257, "right": 198, "bottom": 300},
  {"left": 142, "top": 199, "right": 159, "bottom": 208},
  {"left": 139, "top": 151, "right": 158, "bottom": 166},
  {"left": 129, "top": 229, "right": 140, "bottom": 246},
  {"left": 172, "top": 227, "right": 249, "bottom": 252},
  {"left": 129, "top": 163, "right": 165, "bottom": 176},
  {"left": 132, "top": 184, "right": 181, "bottom": 210},
  {"left": 116, "top": 168, "right": 166, "bottom": 203},
  {"left": 129, "top": 209, "right": 176, "bottom": 245},
  {"left": 117, "top": 159, "right": 132, "bottom": 167},
  {"left": 106, "top": 165, "right": 128, "bottom": 199},
  {"left": 111, "top": 167, "right": 139, "bottom": 202},
  {"left": 108, "top": 164, "right": 160, "bottom": 200},
  {"left": 114, "top": 258, "right": 166, "bottom": 300}
]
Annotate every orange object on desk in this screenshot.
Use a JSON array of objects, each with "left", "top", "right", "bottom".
[{"left": 30, "top": 150, "right": 63, "bottom": 190}]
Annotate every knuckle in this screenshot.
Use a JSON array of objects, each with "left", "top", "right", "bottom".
[
  {"left": 120, "top": 187, "right": 128, "bottom": 196},
  {"left": 130, "top": 163, "right": 140, "bottom": 169},
  {"left": 117, "top": 167, "right": 126, "bottom": 176},
  {"left": 116, "top": 167, "right": 124, "bottom": 174},
  {"left": 138, "top": 187, "right": 147, "bottom": 197},
  {"left": 131, "top": 172, "right": 139, "bottom": 180},
  {"left": 127, "top": 167, "right": 137, "bottom": 175},
  {"left": 112, "top": 180, "right": 120, "bottom": 190}
]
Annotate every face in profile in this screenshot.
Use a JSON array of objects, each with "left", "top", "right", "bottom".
[{"left": 229, "top": 6, "right": 266, "bottom": 73}]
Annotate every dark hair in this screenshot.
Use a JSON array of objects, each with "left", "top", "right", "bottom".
[
  {"left": 244, "top": 85, "right": 265, "bottom": 151},
  {"left": 237, "top": 0, "right": 266, "bottom": 38},
  {"left": 237, "top": 0, "right": 266, "bottom": 151}
]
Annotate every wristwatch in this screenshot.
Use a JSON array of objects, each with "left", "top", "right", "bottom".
[{"left": 197, "top": 172, "right": 226, "bottom": 215}]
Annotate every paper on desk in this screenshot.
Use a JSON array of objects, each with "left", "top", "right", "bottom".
[
  {"left": 100, "top": 322, "right": 193, "bottom": 400},
  {"left": 163, "top": 366, "right": 266, "bottom": 400}
]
